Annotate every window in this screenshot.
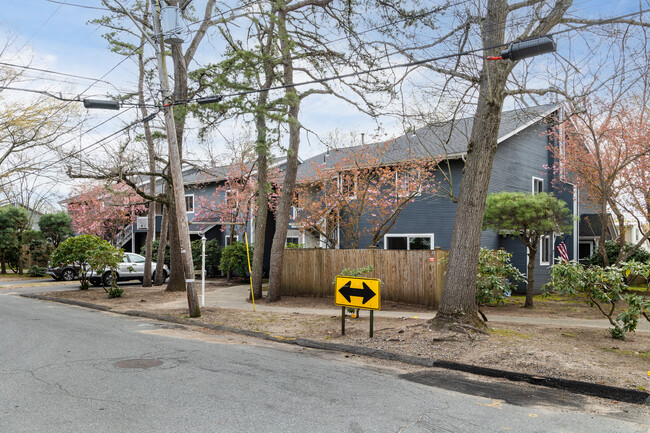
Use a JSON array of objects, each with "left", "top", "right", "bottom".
[
  {"left": 126, "top": 253, "right": 145, "bottom": 263},
  {"left": 532, "top": 177, "right": 544, "bottom": 195},
  {"left": 225, "top": 234, "right": 238, "bottom": 246},
  {"left": 225, "top": 190, "right": 235, "bottom": 208},
  {"left": 185, "top": 194, "right": 194, "bottom": 213},
  {"left": 579, "top": 241, "right": 593, "bottom": 264},
  {"left": 396, "top": 170, "right": 422, "bottom": 197},
  {"left": 286, "top": 237, "right": 299, "bottom": 246},
  {"left": 290, "top": 206, "right": 297, "bottom": 220},
  {"left": 339, "top": 173, "right": 356, "bottom": 198},
  {"left": 384, "top": 234, "right": 434, "bottom": 250},
  {"left": 540, "top": 235, "right": 552, "bottom": 265}
]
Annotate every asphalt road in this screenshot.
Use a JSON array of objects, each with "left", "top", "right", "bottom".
[{"left": 1, "top": 289, "right": 648, "bottom": 433}]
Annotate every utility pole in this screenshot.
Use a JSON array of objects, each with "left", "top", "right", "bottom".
[{"left": 150, "top": 1, "right": 200, "bottom": 317}]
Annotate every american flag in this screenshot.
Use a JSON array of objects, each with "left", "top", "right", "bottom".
[{"left": 556, "top": 242, "right": 569, "bottom": 262}]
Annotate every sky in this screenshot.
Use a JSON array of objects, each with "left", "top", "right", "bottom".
[{"left": 1, "top": 0, "right": 648, "bottom": 205}]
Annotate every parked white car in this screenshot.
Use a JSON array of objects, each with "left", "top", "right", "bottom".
[{"left": 89, "top": 253, "right": 168, "bottom": 286}]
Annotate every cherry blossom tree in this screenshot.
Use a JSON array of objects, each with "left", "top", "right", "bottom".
[
  {"left": 295, "top": 141, "right": 442, "bottom": 249},
  {"left": 66, "top": 183, "right": 146, "bottom": 245},
  {"left": 194, "top": 160, "right": 281, "bottom": 241},
  {"left": 550, "top": 97, "right": 650, "bottom": 265}
]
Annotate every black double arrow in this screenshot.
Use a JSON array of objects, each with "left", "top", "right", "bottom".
[{"left": 339, "top": 281, "right": 376, "bottom": 304}]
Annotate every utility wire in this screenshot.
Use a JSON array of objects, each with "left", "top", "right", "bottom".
[
  {"left": 0, "top": 61, "right": 137, "bottom": 94},
  {"left": 44, "top": 0, "right": 110, "bottom": 11},
  {"left": 184, "top": 7, "right": 650, "bottom": 104}
]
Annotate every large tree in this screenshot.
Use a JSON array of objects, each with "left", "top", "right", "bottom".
[
  {"left": 38, "top": 212, "right": 73, "bottom": 248},
  {"left": 361, "top": 0, "right": 650, "bottom": 333},
  {"left": 0, "top": 206, "right": 29, "bottom": 274},
  {"left": 483, "top": 192, "right": 571, "bottom": 308}
]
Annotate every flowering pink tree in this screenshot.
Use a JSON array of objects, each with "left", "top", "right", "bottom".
[
  {"left": 66, "top": 183, "right": 146, "bottom": 245},
  {"left": 295, "top": 141, "right": 442, "bottom": 248},
  {"left": 194, "top": 161, "right": 282, "bottom": 240}
]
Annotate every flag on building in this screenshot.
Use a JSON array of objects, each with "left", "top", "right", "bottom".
[{"left": 556, "top": 242, "right": 569, "bottom": 262}]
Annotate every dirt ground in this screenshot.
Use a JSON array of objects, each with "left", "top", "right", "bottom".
[{"left": 42, "top": 282, "right": 650, "bottom": 392}]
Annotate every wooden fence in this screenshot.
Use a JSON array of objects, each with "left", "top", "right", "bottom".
[{"left": 280, "top": 248, "right": 448, "bottom": 309}]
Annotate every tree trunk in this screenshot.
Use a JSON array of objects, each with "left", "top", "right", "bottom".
[
  {"left": 138, "top": 32, "right": 156, "bottom": 288},
  {"left": 154, "top": 203, "right": 168, "bottom": 286},
  {"left": 17, "top": 233, "right": 23, "bottom": 275},
  {"left": 165, "top": 190, "right": 186, "bottom": 292},
  {"left": 525, "top": 247, "right": 537, "bottom": 308},
  {"left": 428, "top": 0, "right": 510, "bottom": 332},
  {"left": 251, "top": 92, "right": 272, "bottom": 300},
  {"left": 266, "top": 2, "right": 301, "bottom": 303}
]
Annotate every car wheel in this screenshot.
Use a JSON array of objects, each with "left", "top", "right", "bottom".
[
  {"left": 162, "top": 270, "right": 168, "bottom": 283},
  {"left": 61, "top": 268, "right": 75, "bottom": 281},
  {"left": 102, "top": 272, "right": 116, "bottom": 287},
  {"left": 90, "top": 279, "right": 101, "bottom": 287}
]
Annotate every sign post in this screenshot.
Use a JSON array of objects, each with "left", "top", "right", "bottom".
[{"left": 335, "top": 276, "right": 381, "bottom": 337}]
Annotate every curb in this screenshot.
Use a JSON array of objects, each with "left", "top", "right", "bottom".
[{"left": 21, "top": 293, "right": 650, "bottom": 406}]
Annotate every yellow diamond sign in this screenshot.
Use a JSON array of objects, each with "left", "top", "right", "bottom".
[{"left": 335, "top": 276, "right": 381, "bottom": 311}]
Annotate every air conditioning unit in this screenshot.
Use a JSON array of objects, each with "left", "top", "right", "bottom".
[{"left": 137, "top": 217, "right": 148, "bottom": 230}]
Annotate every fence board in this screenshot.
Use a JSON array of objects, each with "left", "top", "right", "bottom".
[{"left": 280, "top": 248, "right": 448, "bottom": 309}]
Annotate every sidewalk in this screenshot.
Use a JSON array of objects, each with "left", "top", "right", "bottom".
[{"left": 166, "top": 283, "right": 650, "bottom": 332}]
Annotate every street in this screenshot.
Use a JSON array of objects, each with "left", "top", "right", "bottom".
[{"left": 1, "top": 286, "right": 648, "bottom": 433}]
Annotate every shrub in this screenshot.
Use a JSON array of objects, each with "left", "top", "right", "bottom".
[
  {"left": 108, "top": 286, "right": 124, "bottom": 298},
  {"left": 545, "top": 260, "right": 650, "bottom": 339},
  {"left": 141, "top": 240, "right": 170, "bottom": 266},
  {"left": 28, "top": 266, "right": 46, "bottom": 277},
  {"left": 587, "top": 240, "right": 650, "bottom": 267},
  {"left": 51, "top": 235, "right": 122, "bottom": 291},
  {"left": 191, "top": 239, "right": 222, "bottom": 275},
  {"left": 476, "top": 248, "right": 524, "bottom": 320},
  {"left": 219, "top": 241, "right": 251, "bottom": 280}
]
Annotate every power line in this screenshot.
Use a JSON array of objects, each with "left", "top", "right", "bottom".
[
  {"left": 0, "top": 61, "right": 136, "bottom": 94},
  {"left": 44, "top": 0, "right": 111, "bottom": 11},
  {"left": 185, "top": 7, "right": 650, "bottom": 104}
]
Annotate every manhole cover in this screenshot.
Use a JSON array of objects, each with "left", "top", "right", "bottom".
[{"left": 114, "top": 359, "right": 163, "bottom": 369}]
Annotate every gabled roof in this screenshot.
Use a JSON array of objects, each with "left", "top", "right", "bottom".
[
  {"left": 297, "top": 104, "right": 558, "bottom": 181},
  {"left": 182, "top": 155, "right": 290, "bottom": 186}
]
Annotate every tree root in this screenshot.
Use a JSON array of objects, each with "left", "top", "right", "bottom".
[{"left": 426, "top": 312, "right": 488, "bottom": 342}]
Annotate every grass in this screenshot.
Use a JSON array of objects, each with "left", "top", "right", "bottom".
[
  {"left": 506, "top": 293, "right": 584, "bottom": 305},
  {"left": 489, "top": 328, "right": 531, "bottom": 339},
  {"left": 600, "top": 347, "right": 650, "bottom": 359},
  {"left": 626, "top": 285, "right": 649, "bottom": 293},
  {"left": 561, "top": 332, "right": 577, "bottom": 338}
]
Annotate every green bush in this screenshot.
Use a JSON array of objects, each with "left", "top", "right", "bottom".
[
  {"left": 28, "top": 266, "right": 46, "bottom": 277},
  {"left": 219, "top": 241, "right": 251, "bottom": 280},
  {"left": 587, "top": 240, "right": 650, "bottom": 267},
  {"left": 191, "top": 239, "right": 222, "bottom": 275},
  {"left": 476, "top": 248, "right": 524, "bottom": 310},
  {"left": 141, "top": 240, "right": 170, "bottom": 266},
  {"left": 108, "top": 286, "right": 124, "bottom": 298},
  {"left": 51, "top": 235, "right": 123, "bottom": 291},
  {"left": 545, "top": 260, "right": 650, "bottom": 339}
]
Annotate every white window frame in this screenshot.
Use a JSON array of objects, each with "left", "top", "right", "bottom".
[
  {"left": 185, "top": 194, "right": 194, "bottom": 213},
  {"left": 540, "top": 234, "right": 553, "bottom": 266},
  {"left": 338, "top": 173, "right": 357, "bottom": 199},
  {"left": 290, "top": 205, "right": 297, "bottom": 219},
  {"left": 225, "top": 234, "right": 238, "bottom": 246},
  {"left": 286, "top": 236, "right": 300, "bottom": 246},
  {"left": 395, "top": 170, "right": 422, "bottom": 197},
  {"left": 383, "top": 233, "right": 434, "bottom": 250},
  {"left": 532, "top": 177, "right": 544, "bottom": 195},
  {"left": 579, "top": 240, "right": 594, "bottom": 260}
]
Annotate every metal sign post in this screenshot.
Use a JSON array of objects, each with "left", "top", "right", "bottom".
[{"left": 335, "top": 276, "right": 381, "bottom": 338}]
